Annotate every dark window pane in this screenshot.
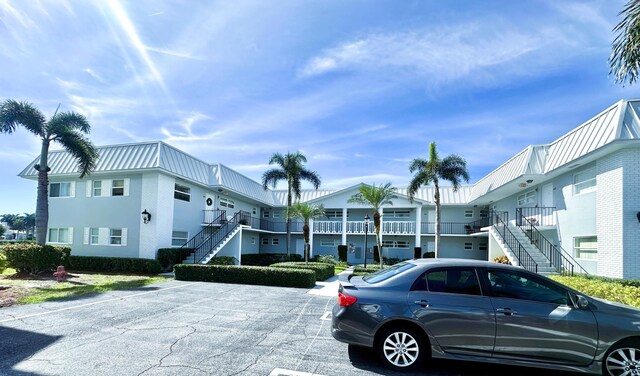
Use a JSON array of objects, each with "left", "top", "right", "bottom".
[
  {"left": 50, "top": 183, "right": 60, "bottom": 197},
  {"left": 427, "top": 269, "right": 481, "bottom": 296},
  {"left": 487, "top": 270, "right": 568, "bottom": 305}
]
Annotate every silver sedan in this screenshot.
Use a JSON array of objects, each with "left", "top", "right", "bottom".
[{"left": 331, "top": 259, "right": 640, "bottom": 375}]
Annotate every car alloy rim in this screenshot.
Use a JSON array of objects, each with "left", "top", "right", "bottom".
[
  {"left": 606, "top": 347, "right": 640, "bottom": 376},
  {"left": 383, "top": 331, "right": 419, "bottom": 367}
]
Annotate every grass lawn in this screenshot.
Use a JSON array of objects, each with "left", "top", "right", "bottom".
[
  {"left": 0, "top": 271, "right": 168, "bottom": 307},
  {"left": 334, "top": 263, "right": 349, "bottom": 274}
]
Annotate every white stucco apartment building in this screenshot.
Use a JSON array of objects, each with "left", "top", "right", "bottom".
[{"left": 19, "top": 99, "right": 640, "bottom": 279}]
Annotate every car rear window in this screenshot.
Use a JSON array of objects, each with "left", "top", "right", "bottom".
[{"left": 363, "top": 262, "right": 416, "bottom": 284}]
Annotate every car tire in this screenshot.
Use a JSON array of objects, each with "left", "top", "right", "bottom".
[
  {"left": 376, "top": 325, "right": 427, "bottom": 372},
  {"left": 604, "top": 339, "right": 640, "bottom": 376}
]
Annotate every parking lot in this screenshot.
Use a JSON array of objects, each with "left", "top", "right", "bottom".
[{"left": 0, "top": 280, "right": 578, "bottom": 376}]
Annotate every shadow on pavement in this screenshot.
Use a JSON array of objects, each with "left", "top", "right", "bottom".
[{"left": 0, "top": 326, "right": 62, "bottom": 375}]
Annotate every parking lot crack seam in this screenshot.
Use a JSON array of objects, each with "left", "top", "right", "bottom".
[
  {"left": 137, "top": 325, "right": 199, "bottom": 376},
  {"left": 293, "top": 296, "right": 334, "bottom": 372}
]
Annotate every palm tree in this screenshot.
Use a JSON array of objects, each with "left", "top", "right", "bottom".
[
  {"left": 22, "top": 213, "right": 36, "bottom": 238},
  {"left": 0, "top": 100, "right": 98, "bottom": 245},
  {"left": 348, "top": 183, "right": 397, "bottom": 267},
  {"left": 610, "top": 0, "right": 640, "bottom": 85},
  {"left": 262, "top": 152, "right": 321, "bottom": 255},
  {"left": 407, "top": 142, "right": 469, "bottom": 258},
  {"left": 286, "top": 202, "right": 326, "bottom": 264},
  {"left": 0, "top": 214, "right": 19, "bottom": 230}
]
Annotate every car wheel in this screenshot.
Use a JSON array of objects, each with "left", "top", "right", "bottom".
[
  {"left": 376, "top": 325, "right": 426, "bottom": 371},
  {"left": 604, "top": 340, "right": 640, "bottom": 376}
]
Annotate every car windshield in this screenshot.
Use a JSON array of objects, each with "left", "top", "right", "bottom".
[{"left": 363, "top": 262, "right": 416, "bottom": 284}]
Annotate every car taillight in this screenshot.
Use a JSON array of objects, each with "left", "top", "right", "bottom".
[{"left": 338, "top": 292, "right": 357, "bottom": 307}]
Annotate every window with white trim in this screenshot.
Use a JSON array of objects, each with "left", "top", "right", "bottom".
[
  {"left": 89, "top": 228, "right": 99, "bottom": 245},
  {"left": 464, "top": 242, "right": 473, "bottom": 250},
  {"left": 479, "top": 242, "right": 488, "bottom": 251},
  {"left": 220, "top": 197, "right": 235, "bottom": 209},
  {"left": 574, "top": 236, "right": 597, "bottom": 259},
  {"left": 272, "top": 211, "right": 281, "bottom": 219},
  {"left": 464, "top": 210, "right": 474, "bottom": 218},
  {"left": 92, "top": 181, "right": 102, "bottom": 196},
  {"left": 272, "top": 238, "right": 279, "bottom": 245},
  {"left": 171, "top": 231, "right": 189, "bottom": 246},
  {"left": 110, "top": 228, "right": 123, "bottom": 245},
  {"left": 50, "top": 182, "right": 73, "bottom": 198},
  {"left": 386, "top": 210, "right": 410, "bottom": 218},
  {"left": 263, "top": 211, "right": 270, "bottom": 218},
  {"left": 320, "top": 240, "right": 338, "bottom": 247},
  {"left": 48, "top": 227, "right": 72, "bottom": 243},
  {"left": 479, "top": 209, "right": 488, "bottom": 218},
  {"left": 381, "top": 240, "right": 410, "bottom": 248},
  {"left": 261, "top": 238, "right": 268, "bottom": 245},
  {"left": 325, "top": 210, "right": 344, "bottom": 219},
  {"left": 573, "top": 169, "right": 596, "bottom": 195},
  {"left": 112, "top": 180, "right": 125, "bottom": 196},
  {"left": 517, "top": 190, "right": 536, "bottom": 206},
  {"left": 174, "top": 184, "right": 191, "bottom": 202}
]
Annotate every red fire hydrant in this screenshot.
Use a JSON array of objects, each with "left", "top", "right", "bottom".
[{"left": 53, "top": 266, "right": 67, "bottom": 282}]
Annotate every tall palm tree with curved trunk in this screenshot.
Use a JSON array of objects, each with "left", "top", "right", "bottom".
[
  {"left": 0, "top": 100, "right": 98, "bottom": 245},
  {"left": 348, "top": 183, "right": 397, "bottom": 268},
  {"left": 407, "top": 142, "right": 469, "bottom": 258},
  {"left": 262, "top": 152, "right": 321, "bottom": 256},
  {"left": 610, "top": 0, "right": 640, "bottom": 85},
  {"left": 286, "top": 202, "right": 325, "bottom": 264}
]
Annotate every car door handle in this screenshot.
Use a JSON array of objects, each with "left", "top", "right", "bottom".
[
  {"left": 496, "top": 308, "right": 517, "bottom": 316},
  {"left": 413, "top": 300, "right": 430, "bottom": 307}
]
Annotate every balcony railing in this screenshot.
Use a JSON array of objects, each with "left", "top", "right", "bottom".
[
  {"left": 382, "top": 221, "right": 415, "bottom": 235},
  {"left": 203, "top": 209, "right": 227, "bottom": 224},
  {"left": 420, "top": 222, "right": 470, "bottom": 235},
  {"left": 313, "top": 221, "right": 342, "bottom": 234},
  {"left": 244, "top": 216, "right": 303, "bottom": 232},
  {"left": 515, "top": 207, "right": 556, "bottom": 227}
]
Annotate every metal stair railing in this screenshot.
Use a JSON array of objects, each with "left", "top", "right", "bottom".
[
  {"left": 465, "top": 210, "right": 509, "bottom": 234},
  {"left": 190, "top": 211, "right": 250, "bottom": 264},
  {"left": 516, "top": 209, "right": 589, "bottom": 276},
  {"left": 181, "top": 211, "right": 226, "bottom": 257},
  {"left": 492, "top": 214, "right": 538, "bottom": 273}
]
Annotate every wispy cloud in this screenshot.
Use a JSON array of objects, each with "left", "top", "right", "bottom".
[
  {"left": 145, "top": 46, "right": 206, "bottom": 61},
  {"left": 84, "top": 68, "right": 107, "bottom": 84}
]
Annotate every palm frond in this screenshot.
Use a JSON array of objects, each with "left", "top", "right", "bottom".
[
  {"left": 268, "top": 152, "right": 286, "bottom": 167},
  {"left": 54, "top": 130, "right": 99, "bottom": 178},
  {"left": 300, "top": 168, "right": 321, "bottom": 189},
  {"left": 48, "top": 111, "right": 91, "bottom": 134},
  {"left": 0, "top": 100, "right": 46, "bottom": 136},
  {"left": 262, "top": 169, "right": 287, "bottom": 189},
  {"left": 610, "top": 0, "right": 640, "bottom": 85}
]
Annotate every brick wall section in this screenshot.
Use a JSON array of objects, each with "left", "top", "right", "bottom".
[{"left": 597, "top": 147, "right": 640, "bottom": 279}]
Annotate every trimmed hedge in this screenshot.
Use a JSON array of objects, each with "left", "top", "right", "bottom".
[
  {"left": 338, "top": 245, "right": 348, "bottom": 262},
  {"left": 313, "top": 254, "right": 336, "bottom": 264},
  {"left": 157, "top": 247, "right": 194, "bottom": 270},
  {"left": 3, "top": 244, "right": 70, "bottom": 274},
  {"left": 352, "top": 264, "right": 385, "bottom": 276},
  {"left": 0, "top": 249, "right": 7, "bottom": 273},
  {"left": 207, "top": 256, "right": 236, "bottom": 265},
  {"left": 174, "top": 264, "right": 315, "bottom": 288},
  {"left": 422, "top": 252, "right": 436, "bottom": 258},
  {"left": 270, "top": 262, "right": 335, "bottom": 281},
  {"left": 240, "top": 253, "right": 302, "bottom": 266},
  {"left": 66, "top": 256, "right": 162, "bottom": 274}
]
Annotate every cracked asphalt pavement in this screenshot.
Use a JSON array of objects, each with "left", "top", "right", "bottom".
[{"left": 0, "top": 280, "right": 579, "bottom": 376}]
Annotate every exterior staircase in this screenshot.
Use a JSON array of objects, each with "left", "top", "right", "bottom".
[
  {"left": 489, "top": 225, "right": 557, "bottom": 275},
  {"left": 193, "top": 225, "right": 242, "bottom": 264},
  {"left": 181, "top": 211, "right": 250, "bottom": 265}
]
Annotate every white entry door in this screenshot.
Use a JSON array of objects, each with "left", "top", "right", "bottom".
[
  {"left": 541, "top": 184, "right": 554, "bottom": 225},
  {"left": 204, "top": 193, "right": 216, "bottom": 222}
]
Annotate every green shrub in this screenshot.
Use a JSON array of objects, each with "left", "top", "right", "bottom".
[
  {"left": 550, "top": 275, "right": 640, "bottom": 308},
  {"left": 423, "top": 252, "right": 435, "bottom": 258},
  {"left": 241, "top": 253, "right": 302, "bottom": 266},
  {"left": 337, "top": 245, "right": 347, "bottom": 262},
  {"left": 352, "top": 264, "right": 385, "bottom": 276},
  {"left": 0, "top": 249, "right": 6, "bottom": 273},
  {"left": 157, "top": 248, "right": 194, "bottom": 270},
  {"left": 0, "top": 240, "right": 36, "bottom": 246},
  {"left": 174, "top": 264, "right": 315, "bottom": 288},
  {"left": 3, "top": 244, "right": 70, "bottom": 274},
  {"left": 313, "top": 254, "right": 335, "bottom": 264},
  {"left": 270, "top": 262, "right": 335, "bottom": 281},
  {"left": 383, "top": 257, "right": 406, "bottom": 266},
  {"left": 207, "top": 256, "right": 236, "bottom": 265},
  {"left": 66, "top": 256, "right": 162, "bottom": 274}
]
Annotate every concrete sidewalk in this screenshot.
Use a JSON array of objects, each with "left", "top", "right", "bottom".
[{"left": 306, "top": 267, "right": 352, "bottom": 297}]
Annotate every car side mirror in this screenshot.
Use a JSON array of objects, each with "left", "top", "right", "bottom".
[{"left": 576, "top": 295, "right": 589, "bottom": 309}]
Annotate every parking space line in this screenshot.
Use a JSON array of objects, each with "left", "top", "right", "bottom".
[
  {"left": 269, "top": 368, "right": 325, "bottom": 376},
  {"left": 0, "top": 282, "right": 197, "bottom": 324},
  {"left": 320, "top": 311, "right": 331, "bottom": 320}
]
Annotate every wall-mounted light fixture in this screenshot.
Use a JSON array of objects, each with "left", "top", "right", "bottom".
[
  {"left": 526, "top": 179, "right": 533, "bottom": 184},
  {"left": 637, "top": 211, "right": 640, "bottom": 223},
  {"left": 142, "top": 209, "right": 152, "bottom": 224}
]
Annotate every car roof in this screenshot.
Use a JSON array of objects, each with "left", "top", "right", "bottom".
[{"left": 407, "top": 258, "right": 520, "bottom": 271}]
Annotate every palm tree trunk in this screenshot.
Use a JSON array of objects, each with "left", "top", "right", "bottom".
[
  {"left": 286, "top": 184, "right": 292, "bottom": 256},
  {"left": 374, "top": 210, "right": 382, "bottom": 267},
  {"left": 303, "top": 223, "right": 309, "bottom": 264},
  {"left": 35, "top": 139, "right": 50, "bottom": 246},
  {"left": 434, "top": 179, "right": 441, "bottom": 258}
]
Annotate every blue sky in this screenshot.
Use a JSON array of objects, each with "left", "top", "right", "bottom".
[{"left": 0, "top": 0, "right": 637, "bottom": 214}]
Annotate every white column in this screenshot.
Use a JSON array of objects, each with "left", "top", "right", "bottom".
[
  {"left": 309, "top": 218, "right": 314, "bottom": 259},
  {"left": 379, "top": 207, "right": 384, "bottom": 259},
  {"left": 342, "top": 208, "right": 348, "bottom": 245},
  {"left": 415, "top": 206, "right": 422, "bottom": 251}
]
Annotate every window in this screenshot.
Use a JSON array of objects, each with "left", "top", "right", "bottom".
[
  {"left": 48, "top": 228, "right": 71, "bottom": 243},
  {"left": 261, "top": 238, "right": 269, "bottom": 245},
  {"left": 263, "top": 211, "right": 270, "bottom": 218},
  {"left": 574, "top": 169, "right": 596, "bottom": 195},
  {"left": 479, "top": 242, "right": 488, "bottom": 251},
  {"left": 363, "top": 262, "right": 415, "bottom": 284},
  {"left": 486, "top": 269, "right": 568, "bottom": 305},
  {"left": 220, "top": 198, "right": 235, "bottom": 209},
  {"left": 415, "top": 268, "right": 481, "bottom": 295},
  {"left": 325, "top": 210, "right": 344, "bottom": 219},
  {"left": 171, "top": 231, "right": 189, "bottom": 246},
  {"left": 174, "top": 184, "right": 191, "bottom": 202},
  {"left": 464, "top": 210, "right": 473, "bottom": 218},
  {"left": 90, "top": 228, "right": 99, "bottom": 245},
  {"left": 93, "top": 181, "right": 102, "bottom": 196},
  {"left": 574, "top": 236, "right": 597, "bottom": 260},
  {"left": 273, "top": 211, "right": 281, "bottom": 219},
  {"left": 110, "top": 228, "right": 123, "bottom": 245},
  {"left": 517, "top": 190, "right": 536, "bottom": 206},
  {"left": 464, "top": 242, "right": 473, "bottom": 250},
  {"left": 479, "top": 209, "right": 488, "bottom": 218},
  {"left": 112, "top": 180, "right": 125, "bottom": 196},
  {"left": 382, "top": 240, "right": 410, "bottom": 248},
  {"left": 272, "top": 238, "right": 279, "bottom": 245},
  {"left": 320, "top": 240, "right": 338, "bottom": 247},
  {"left": 50, "top": 182, "right": 72, "bottom": 197},
  {"left": 386, "top": 210, "right": 410, "bottom": 218}
]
